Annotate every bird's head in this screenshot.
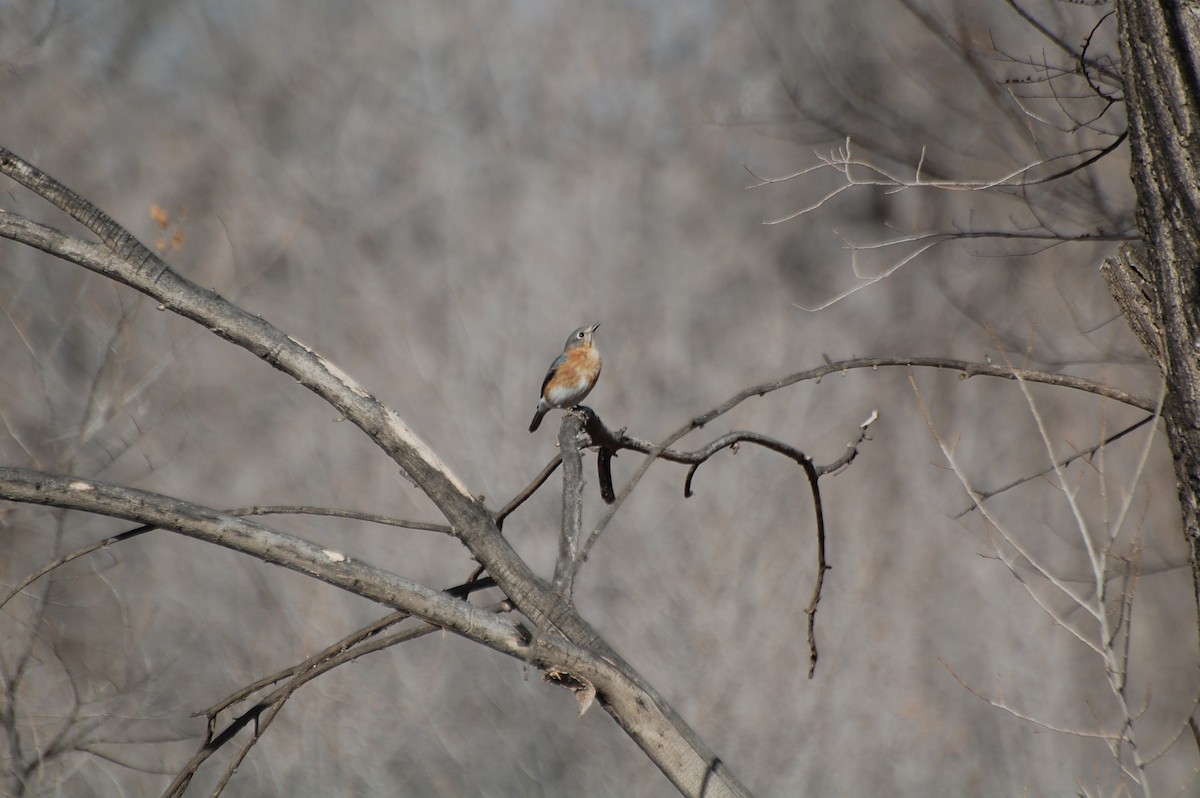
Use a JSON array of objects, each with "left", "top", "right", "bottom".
[{"left": 564, "top": 322, "right": 600, "bottom": 350}]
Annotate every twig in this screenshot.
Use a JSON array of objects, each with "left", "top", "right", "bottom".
[
  {"left": 200, "top": 612, "right": 414, "bottom": 719},
  {"left": 167, "top": 605, "right": 510, "bottom": 798},
  {"left": 749, "top": 137, "right": 1133, "bottom": 197},
  {"left": 0, "top": 523, "right": 157, "bottom": 610},
  {"left": 228, "top": 505, "right": 452, "bottom": 535},
  {"left": 954, "top": 413, "right": 1156, "bottom": 517},
  {"left": 679, "top": 355, "right": 1153, "bottom": 429},
  {"left": 494, "top": 454, "right": 562, "bottom": 528},
  {"left": 939, "top": 658, "right": 1119, "bottom": 741},
  {"left": 1004, "top": 0, "right": 1121, "bottom": 85},
  {"left": 571, "top": 408, "right": 878, "bottom": 677},
  {"left": 915, "top": 339, "right": 1167, "bottom": 794}
]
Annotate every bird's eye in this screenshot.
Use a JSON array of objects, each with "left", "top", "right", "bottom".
[{"left": 577, "top": 331, "right": 585, "bottom": 339}]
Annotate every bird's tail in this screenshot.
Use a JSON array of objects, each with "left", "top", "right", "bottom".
[{"left": 529, "top": 404, "right": 548, "bottom": 433}]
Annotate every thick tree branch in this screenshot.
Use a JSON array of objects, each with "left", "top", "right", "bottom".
[
  {"left": 0, "top": 147, "right": 753, "bottom": 797},
  {"left": 0, "top": 166, "right": 589, "bottom": 644},
  {"left": 553, "top": 413, "right": 586, "bottom": 597},
  {"left": 0, "top": 467, "right": 750, "bottom": 797},
  {"left": 0, "top": 468, "right": 532, "bottom": 654}
]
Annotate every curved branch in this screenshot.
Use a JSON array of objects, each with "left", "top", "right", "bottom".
[
  {"left": 568, "top": 350, "right": 1137, "bottom": 561},
  {"left": 1005, "top": 0, "right": 1122, "bottom": 86},
  {"left": 555, "top": 353, "right": 1147, "bottom": 600},
  {"left": 0, "top": 166, "right": 609, "bottom": 677},
  {"left": 0, "top": 468, "right": 528, "bottom": 654},
  {"left": 577, "top": 410, "right": 876, "bottom": 678},
  {"left": 0, "top": 155, "right": 538, "bottom": 635},
  {"left": 1024, "top": 130, "right": 1127, "bottom": 186},
  {"left": 0, "top": 523, "right": 157, "bottom": 611},
  {"left": 0, "top": 466, "right": 751, "bottom": 798},
  {"left": 170, "top": 602, "right": 510, "bottom": 797},
  {"left": 678, "top": 431, "right": 829, "bottom": 679},
  {"left": 688, "top": 356, "right": 1156, "bottom": 423}
]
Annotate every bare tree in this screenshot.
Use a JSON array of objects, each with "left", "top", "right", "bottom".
[
  {"left": 2, "top": 1, "right": 1199, "bottom": 795},
  {"left": 759, "top": 0, "right": 1199, "bottom": 640},
  {"left": 0, "top": 148, "right": 881, "bottom": 796},
  {"left": 733, "top": 0, "right": 1200, "bottom": 793}
]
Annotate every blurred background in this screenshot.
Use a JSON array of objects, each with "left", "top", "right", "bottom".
[{"left": 1, "top": 0, "right": 1194, "bottom": 795}]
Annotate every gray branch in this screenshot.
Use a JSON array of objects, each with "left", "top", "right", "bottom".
[{"left": 0, "top": 147, "right": 753, "bottom": 798}]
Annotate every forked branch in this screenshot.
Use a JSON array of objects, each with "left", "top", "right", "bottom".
[{"left": 0, "top": 146, "right": 754, "bottom": 798}]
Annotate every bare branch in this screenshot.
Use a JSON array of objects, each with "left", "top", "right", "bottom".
[
  {"left": 0, "top": 157, "right": 571, "bottom": 643},
  {"left": 749, "top": 135, "right": 1132, "bottom": 309},
  {"left": 0, "top": 522, "right": 156, "bottom": 611},
  {"left": 749, "top": 137, "right": 1130, "bottom": 196},
  {"left": 494, "top": 454, "right": 562, "bottom": 528},
  {"left": 170, "top": 601, "right": 511, "bottom": 797},
  {"left": 914, "top": 339, "right": 1168, "bottom": 794},
  {"left": 0, "top": 144, "right": 755, "bottom": 796},
  {"left": 0, "top": 468, "right": 529, "bottom": 655},
  {"left": 0, "top": 467, "right": 752, "bottom": 798},
  {"left": 688, "top": 355, "right": 1156, "bottom": 421},
  {"left": 1004, "top": 0, "right": 1121, "bottom": 86},
  {"left": 939, "top": 658, "right": 1120, "bottom": 741},
  {"left": 552, "top": 413, "right": 586, "bottom": 597},
  {"left": 228, "top": 505, "right": 452, "bottom": 535},
  {"left": 551, "top": 352, "right": 1147, "bottom": 595},
  {"left": 954, "top": 413, "right": 1157, "bottom": 518},
  {"left": 569, "top": 409, "right": 877, "bottom": 677}
]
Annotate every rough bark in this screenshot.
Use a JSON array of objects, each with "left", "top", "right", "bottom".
[{"left": 1115, "top": 0, "right": 1200, "bottom": 613}]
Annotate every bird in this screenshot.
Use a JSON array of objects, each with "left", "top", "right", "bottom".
[{"left": 529, "top": 322, "right": 602, "bottom": 433}]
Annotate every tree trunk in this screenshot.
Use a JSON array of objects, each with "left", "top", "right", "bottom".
[{"left": 1115, "top": 0, "right": 1200, "bottom": 613}]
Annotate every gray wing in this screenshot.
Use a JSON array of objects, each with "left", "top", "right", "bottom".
[{"left": 540, "top": 353, "right": 568, "bottom": 396}]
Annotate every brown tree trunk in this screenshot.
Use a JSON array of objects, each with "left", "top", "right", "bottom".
[{"left": 1116, "top": 0, "right": 1200, "bottom": 612}]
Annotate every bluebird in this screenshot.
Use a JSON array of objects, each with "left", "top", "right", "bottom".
[{"left": 529, "top": 323, "right": 602, "bottom": 433}]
